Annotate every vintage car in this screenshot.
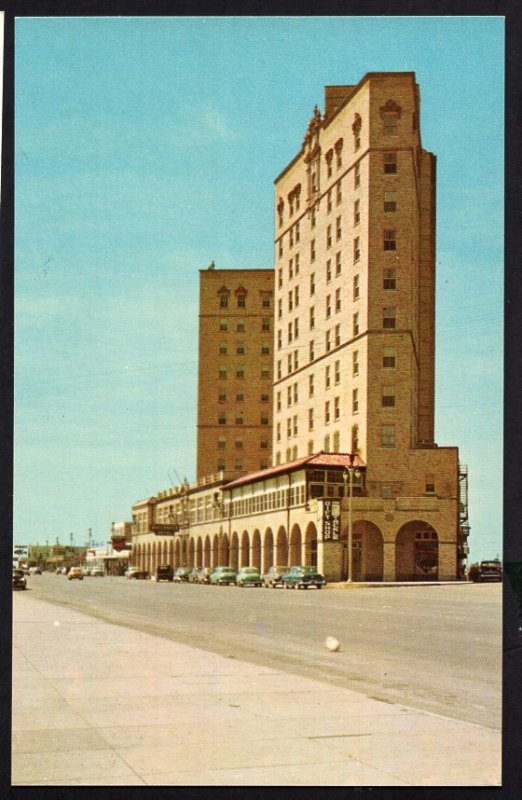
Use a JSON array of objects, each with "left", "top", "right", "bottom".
[
  {"left": 156, "top": 564, "right": 174, "bottom": 582},
  {"left": 281, "top": 566, "right": 327, "bottom": 589},
  {"left": 125, "top": 566, "right": 150, "bottom": 580},
  {"left": 68, "top": 567, "right": 84, "bottom": 581},
  {"left": 13, "top": 569, "right": 27, "bottom": 590},
  {"left": 262, "top": 565, "right": 289, "bottom": 588},
  {"left": 236, "top": 567, "right": 262, "bottom": 587},
  {"left": 173, "top": 567, "right": 192, "bottom": 583},
  {"left": 209, "top": 566, "right": 237, "bottom": 586}
]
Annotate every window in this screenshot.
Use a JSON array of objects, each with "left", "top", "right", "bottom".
[
  {"left": 261, "top": 414, "right": 269, "bottom": 426},
  {"left": 308, "top": 439, "right": 314, "bottom": 455},
  {"left": 325, "top": 329, "right": 331, "bottom": 352},
  {"left": 336, "top": 216, "right": 342, "bottom": 241},
  {"left": 236, "top": 343, "right": 245, "bottom": 355},
  {"left": 237, "top": 292, "right": 246, "bottom": 308},
  {"left": 218, "top": 459, "right": 226, "bottom": 472},
  {"left": 425, "top": 474, "right": 435, "bottom": 493},
  {"left": 236, "top": 366, "right": 245, "bottom": 379},
  {"left": 325, "top": 365, "right": 331, "bottom": 390},
  {"left": 293, "top": 415, "right": 298, "bottom": 436},
  {"left": 237, "top": 320, "right": 245, "bottom": 332},
  {"left": 352, "top": 424, "right": 359, "bottom": 452},
  {"left": 384, "top": 191, "right": 397, "bottom": 212},
  {"left": 310, "top": 207, "right": 316, "bottom": 228},
  {"left": 236, "top": 392, "right": 244, "bottom": 402},
  {"left": 293, "top": 350, "right": 299, "bottom": 370},
  {"left": 308, "top": 408, "right": 314, "bottom": 431},
  {"left": 289, "top": 258, "right": 294, "bottom": 280},
  {"left": 262, "top": 318, "right": 270, "bottom": 331},
  {"left": 278, "top": 268, "right": 283, "bottom": 288},
  {"left": 327, "top": 190, "right": 332, "bottom": 213},
  {"left": 382, "top": 425, "right": 396, "bottom": 447},
  {"left": 294, "top": 286, "right": 299, "bottom": 307},
  {"left": 261, "top": 365, "right": 269, "bottom": 379},
  {"left": 335, "top": 324, "right": 341, "bottom": 346},
  {"left": 288, "top": 291, "right": 293, "bottom": 312},
  {"left": 353, "top": 313, "right": 359, "bottom": 337},
  {"left": 335, "top": 251, "right": 341, "bottom": 276},
  {"left": 383, "top": 268, "right": 396, "bottom": 290},
  {"left": 382, "top": 486, "right": 393, "bottom": 499},
  {"left": 219, "top": 366, "right": 227, "bottom": 380},
  {"left": 352, "top": 388, "right": 359, "bottom": 414},
  {"left": 276, "top": 391, "right": 281, "bottom": 411},
  {"left": 326, "top": 259, "right": 332, "bottom": 283},
  {"left": 219, "top": 320, "right": 228, "bottom": 332},
  {"left": 383, "top": 347, "right": 396, "bottom": 368},
  {"left": 261, "top": 393, "right": 269, "bottom": 403},
  {"left": 325, "top": 401, "right": 331, "bottom": 424},
  {"left": 326, "top": 224, "right": 332, "bottom": 248},
  {"left": 294, "top": 318, "right": 299, "bottom": 339},
  {"left": 353, "top": 350, "right": 359, "bottom": 376},
  {"left": 354, "top": 162, "right": 360, "bottom": 188},
  {"left": 334, "top": 359, "right": 340, "bottom": 385},
  {"left": 336, "top": 181, "right": 342, "bottom": 205},
  {"left": 295, "top": 221, "right": 300, "bottom": 243},
  {"left": 219, "top": 344, "right": 228, "bottom": 355},
  {"left": 278, "top": 239, "right": 283, "bottom": 258},
  {"left": 261, "top": 343, "right": 270, "bottom": 355},
  {"left": 260, "top": 439, "right": 269, "bottom": 449},
  {"left": 289, "top": 227, "right": 294, "bottom": 248},
  {"left": 309, "top": 339, "right": 315, "bottom": 361},
  {"left": 354, "top": 236, "right": 360, "bottom": 262},
  {"left": 382, "top": 387, "right": 396, "bottom": 407},
  {"left": 219, "top": 390, "right": 227, "bottom": 403},
  {"left": 218, "top": 437, "right": 226, "bottom": 450},
  {"left": 384, "top": 230, "right": 397, "bottom": 250},
  {"left": 353, "top": 273, "right": 360, "bottom": 300},
  {"left": 309, "top": 374, "right": 314, "bottom": 397},
  {"left": 326, "top": 294, "right": 332, "bottom": 318},
  {"left": 219, "top": 412, "right": 227, "bottom": 425},
  {"left": 295, "top": 253, "right": 300, "bottom": 274},
  {"left": 326, "top": 150, "right": 333, "bottom": 178},
  {"left": 235, "top": 439, "right": 243, "bottom": 450},
  {"left": 287, "top": 386, "right": 292, "bottom": 407},
  {"left": 262, "top": 295, "right": 271, "bottom": 308},
  {"left": 277, "top": 360, "right": 282, "bottom": 379},
  {"left": 235, "top": 459, "right": 243, "bottom": 471},
  {"left": 354, "top": 199, "right": 360, "bottom": 225},
  {"left": 335, "top": 140, "right": 343, "bottom": 168},
  {"left": 334, "top": 396, "right": 340, "bottom": 421},
  {"left": 287, "top": 418, "right": 292, "bottom": 438},
  {"left": 236, "top": 411, "right": 244, "bottom": 425},
  {"left": 278, "top": 298, "right": 282, "bottom": 319},
  {"left": 310, "top": 272, "right": 315, "bottom": 295},
  {"left": 333, "top": 430, "right": 340, "bottom": 452},
  {"left": 383, "top": 112, "right": 398, "bottom": 136},
  {"left": 384, "top": 152, "right": 397, "bottom": 173},
  {"left": 324, "top": 434, "right": 330, "bottom": 452},
  {"left": 277, "top": 329, "right": 282, "bottom": 350},
  {"left": 335, "top": 288, "right": 341, "bottom": 313},
  {"left": 276, "top": 422, "right": 281, "bottom": 442},
  {"left": 293, "top": 383, "right": 298, "bottom": 403},
  {"left": 310, "top": 306, "right": 315, "bottom": 329},
  {"left": 311, "top": 239, "right": 316, "bottom": 262},
  {"left": 383, "top": 307, "right": 396, "bottom": 329}
]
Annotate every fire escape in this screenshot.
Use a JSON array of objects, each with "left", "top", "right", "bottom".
[{"left": 458, "top": 464, "right": 470, "bottom": 575}]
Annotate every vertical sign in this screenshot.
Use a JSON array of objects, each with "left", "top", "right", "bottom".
[{"left": 321, "top": 500, "right": 341, "bottom": 540}]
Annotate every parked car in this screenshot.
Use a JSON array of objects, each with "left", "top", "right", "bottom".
[
  {"left": 197, "top": 567, "right": 214, "bottom": 584},
  {"left": 471, "top": 560, "right": 502, "bottom": 583},
  {"left": 125, "top": 566, "right": 150, "bottom": 580},
  {"left": 209, "top": 566, "right": 237, "bottom": 586},
  {"left": 29, "top": 566, "right": 42, "bottom": 575},
  {"left": 236, "top": 567, "right": 262, "bottom": 587},
  {"left": 262, "top": 565, "right": 288, "bottom": 588},
  {"left": 174, "top": 566, "right": 192, "bottom": 582},
  {"left": 83, "top": 567, "right": 93, "bottom": 576},
  {"left": 187, "top": 567, "right": 200, "bottom": 583},
  {"left": 13, "top": 569, "right": 27, "bottom": 590},
  {"left": 91, "top": 567, "right": 105, "bottom": 577},
  {"left": 282, "top": 566, "right": 327, "bottom": 589},
  {"left": 68, "top": 567, "right": 84, "bottom": 581},
  {"left": 55, "top": 568, "right": 62, "bottom": 575},
  {"left": 156, "top": 564, "right": 174, "bottom": 582}
]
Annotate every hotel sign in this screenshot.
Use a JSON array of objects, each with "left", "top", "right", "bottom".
[
  {"left": 150, "top": 523, "right": 179, "bottom": 535},
  {"left": 321, "top": 500, "right": 341, "bottom": 541}
]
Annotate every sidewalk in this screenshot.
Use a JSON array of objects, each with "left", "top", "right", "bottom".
[{"left": 12, "top": 593, "right": 501, "bottom": 787}]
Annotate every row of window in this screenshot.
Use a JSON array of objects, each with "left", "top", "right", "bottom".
[
  {"left": 219, "top": 366, "right": 270, "bottom": 380},
  {"left": 217, "top": 438, "right": 270, "bottom": 450},
  {"left": 280, "top": 226, "right": 397, "bottom": 267},
  {"left": 216, "top": 458, "right": 269, "bottom": 474},
  {"left": 219, "top": 343, "right": 271, "bottom": 356},
  {"left": 218, "top": 391, "right": 270, "bottom": 404},
  {"left": 218, "top": 412, "right": 270, "bottom": 425},
  {"left": 218, "top": 319, "right": 271, "bottom": 332},
  {"left": 218, "top": 293, "right": 272, "bottom": 310}
]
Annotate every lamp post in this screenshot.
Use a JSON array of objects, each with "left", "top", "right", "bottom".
[{"left": 343, "top": 456, "right": 361, "bottom": 583}]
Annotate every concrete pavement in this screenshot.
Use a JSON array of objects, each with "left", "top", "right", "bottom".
[{"left": 12, "top": 592, "right": 501, "bottom": 786}]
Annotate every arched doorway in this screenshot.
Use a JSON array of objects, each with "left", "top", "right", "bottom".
[
  {"left": 396, "top": 521, "right": 439, "bottom": 581},
  {"left": 340, "top": 521, "right": 384, "bottom": 581},
  {"left": 252, "top": 530, "right": 261, "bottom": 570},
  {"left": 263, "top": 528, "right": 274, "bottom": 573},
  {"left": 174, "top": 539, "right": 181, "bottom": 568},
  {"left": 276, "top": 526, "right": 288, "bottom": 567},
  {"left": 212, "top": 534, "right": 219, "bottom": 566},
  {"left": 168, "top": 539, "right": 174, "bottom": 566},
  {"left": 289, "top": 524, "right": 302, "bottom": 565},
  {"left": 188, "top": 538, "right": 195, "bottom": 568},
  {"left": 240, "top": 531, "right": 250, "bottom": 567},
  {"left": 304, "top": 523, "right": 318, "bottom": 567},
  {"left": 204, "top": 535, "right": 211, "bottom": 567},
  {"left": 230, "top": 532, "right": 239, "bottom": 571},
  {"left": 196, "top": 537, "right": 203, "bottom": 568},
  {"left": 219, "top": 533, "right": 229, "bottom": 566}
]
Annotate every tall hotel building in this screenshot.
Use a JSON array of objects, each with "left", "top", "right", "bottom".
[{"left": 129, "top": 73, "right": 469, "bottom": 582}]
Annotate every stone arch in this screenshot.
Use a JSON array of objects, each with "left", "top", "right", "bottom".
[
  {"left": 196, "top": 537, "right": 203, "bottom": 568},
  {"left": 188, "top": 538, "right": 195, "bottom": 568},
  {"left": 276, "top": 526, "right": 288, "bottom": 567},
  {"left": 251, "top": 530, "right": 262, "bottom": 570},
  {"left": 241, "top": 530, "right": 250, "bottom": 567},
  {"left": 230, "top": 532, "right": 239, "bottom": 571},
  {"left": 396, "top": 520, "right": 439, "bottom": 581},
  {"left": 146, "top": 542, "right": 152, "bottom": 574},
  {"left": 340, "top": 520, "right": 384, "bottom": 581},
  {"left": 263, "top": 528, "right": 274, "bottom": 573},
  {"left": 134, "top": 543, "right": 140, "bottom": 569},
  {"left": 304, "top": 522, "right": 318, "bottom": 567},
  {"left": 174, "top": 538, "right": 181, "bottom": 569},
  {"left": 289, "top": 524, "right": 302, "bottom": 566},
  {"left": 181, "top": 538, "right": 188, "bottom": 566},
  {"left": 212, "top": 534, "right": 220, "bottom": 567},
  {"left": 168, "top": 539, "right": 174, "bottom": 566},
  {"left": 162, "top": 540, "right": 169, "bottom": 564},
  {"left": 219, "top": 533, "right": 229, "bottom": 566},
  {"left": 204, "top": 535, "right": 211, "bottom": 567}
]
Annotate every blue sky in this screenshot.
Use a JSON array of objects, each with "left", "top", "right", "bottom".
[{"left": 14, "top": 16, "right": 503, "bottom": 562}]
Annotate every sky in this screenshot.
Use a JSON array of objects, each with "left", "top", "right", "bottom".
[{"left": 14, "top": 16, "right": 504, "bottom": 563}]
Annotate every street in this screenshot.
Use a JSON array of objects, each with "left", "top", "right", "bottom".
[{"left": 22, "top": 574, "right": 501, "bottom": 730}]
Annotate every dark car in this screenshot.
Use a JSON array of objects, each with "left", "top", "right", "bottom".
[
  {"left": 476, "top": 560, "right": 502, "bottom": 583},
  {"left": 282, "top": 566, "right": 327, "bottom": 589},
  {"left": 197, "top": 567, "right": 214, "bottom": 584},
  {"left": 13, "top": 569, "right": 27, "bottom": 590},
  {"left": 174, "top": 566, "right": 192, "bottom": 583},
  {"left": 156, "top": 564, "right": 174, "bottom": 582},
  {"left": 262, "top": 565, "right": 288, "bottom": 588},
  {"left": 125, "top": 566, "right": 150, "bottom": 580},
  {"left": 188, "top": 567, "right": 201, "bottom": 583}
]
